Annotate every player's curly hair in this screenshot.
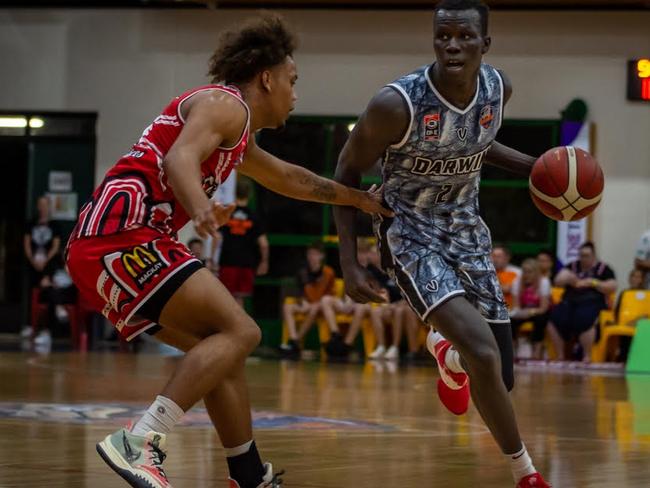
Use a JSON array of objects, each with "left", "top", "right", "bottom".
[
  {"left": 208, "top": 13, "right": 297, "bottom": 85},
  {"left": 434, "top": 0, "right": 489, "bottom": 36}
]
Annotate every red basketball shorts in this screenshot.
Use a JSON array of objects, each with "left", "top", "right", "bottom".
[
  {"left": 219, "top": 266, "right": 256, "bottom": 297},
  {"left": 66, "top": 227, "right": 203, "bottom": 341}
]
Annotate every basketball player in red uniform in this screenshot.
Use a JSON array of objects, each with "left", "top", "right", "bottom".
[
  {"left": 334, "top": 1, "right": 550, "bottom": 486},
  {"left": 66, "top": 14, "right": 390, "bottom": 488}
]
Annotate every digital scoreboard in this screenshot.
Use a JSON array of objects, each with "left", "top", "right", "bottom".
[{"left": 628, "top": 59, "right": 650, "bottom": 102}]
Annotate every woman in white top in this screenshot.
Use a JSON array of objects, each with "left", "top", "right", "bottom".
[{"left": 510, "top": 258, "right": 551, "bottom": 359}]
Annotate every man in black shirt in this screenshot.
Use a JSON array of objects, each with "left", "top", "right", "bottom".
[
  {"left": 548, "top": 242, "right": 617, "bottom": 362},
  {"left": 214, "top": 179, "right": 269, "bottom": 307},
  {"left": 22, "top": 195, "right": 61, "bottom": 340}
]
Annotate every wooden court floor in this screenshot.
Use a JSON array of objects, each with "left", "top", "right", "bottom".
[{"left": 1, "top": 351, "right": 650, "bottom": 488}]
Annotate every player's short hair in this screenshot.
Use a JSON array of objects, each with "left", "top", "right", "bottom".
[
  {"left": 434, "top": 0, "right": 489, "bottom": 36},
  {"left": 236, "top": 177, "right": 252, "bottom": 200},
  {"left": 208, "top": 13, "right": 297, "bottom": 85}
]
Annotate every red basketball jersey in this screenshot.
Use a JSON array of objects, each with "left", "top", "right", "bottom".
[{"left": 72, "top": 84, "right": 249, "bottom": 240}]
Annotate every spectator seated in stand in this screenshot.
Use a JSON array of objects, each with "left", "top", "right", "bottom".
[
  {"left": 510, "top": 258, "right": 551, "bottom": 360},
  {"left": 537, "top": 249, "right": 561, "bottom": 282},
  {"left": 187, "top": 238, "right": 207, "bottom": 265},
  {"left": 279, "top": 242, "right": 335, "bottom": 358},
  {"left": 364, "top": 241, "right": 419, "bottom": 361},
  {"left": 634, "top": 227, "right": 650, "bottom": 289},
  {"left": 32, "top": 253, "right": 77, "bottom": 346},
  {"left": 22, "top": 195, "right": 62, "bottom": 341},
  {"left": 492, "top": 244, "right": 521, "bottom": 310},
  {"left": 547, "top": 242, "right": 617, "bottom": 362}
]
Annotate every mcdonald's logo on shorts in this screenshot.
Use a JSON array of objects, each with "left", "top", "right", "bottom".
[{"left": 121, "top": 243, "right": 167, "bottom": 288}]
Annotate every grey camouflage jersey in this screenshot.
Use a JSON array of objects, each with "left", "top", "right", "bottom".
[{"left": 375, "top": 63, "right": 509, "bottom": 321}]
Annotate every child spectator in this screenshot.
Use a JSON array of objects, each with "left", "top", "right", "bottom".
[{"left": 279, "top": 242, "right": 335, "bottom": 358}]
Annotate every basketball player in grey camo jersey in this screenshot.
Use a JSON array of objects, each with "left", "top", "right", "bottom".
[{"left": 334, "top": 1, "right": 550, "bottom": 486}]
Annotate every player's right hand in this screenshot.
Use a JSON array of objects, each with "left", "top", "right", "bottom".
[
  {"left": 356, "top": 184, "right": 394, "bottom": 218},
  {"left": 343, "top": 262, "right": 387, "bottom": 304},
  {"left": 192, "top": 201, "right": 236, "bottom": 239}
]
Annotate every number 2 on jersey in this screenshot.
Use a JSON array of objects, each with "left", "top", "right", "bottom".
[{"left": 434, "top": 184, "right": 453, "bottom": 204}]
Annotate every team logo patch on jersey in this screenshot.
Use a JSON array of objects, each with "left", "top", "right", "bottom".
[
  {"left": 479, "top": 105, "right": 494, "bottom": 129},
  {"left": 423, "top": 113, "right": 441, "bottom": 141},
  {"left": 457, "top": 127, "right": 468, "bottom": 142}
]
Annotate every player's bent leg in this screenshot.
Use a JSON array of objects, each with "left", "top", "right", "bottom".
[
  {"left": 154, "top": 278, "right": 279, "bottom": 488},
  {"left": 157, "top": 268, "right": 261, "bottom": 411},
  {"left": 489, "top": 322, "right": 515, "bottom": 392},
  {"left": 428, "top": 296, "right": 521, "bottom": 453}
]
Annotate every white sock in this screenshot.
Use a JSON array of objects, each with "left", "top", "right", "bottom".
[
  {"left": 132, "top": 395, "right": 185, "bottom": 436},
  {"left": 507, "top": 444, "right": 536, "bottom": 482},
  {"left": 445, "top": 348, "right": 465, "bottom": 373},
  {"left": 431, "top": 329, "right": 465, "bottom": 374},
  {"left": 225, "top": 440, "right": 253, "bottom": 458}
]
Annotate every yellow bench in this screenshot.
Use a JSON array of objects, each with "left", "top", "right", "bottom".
[
  {"left": 281, "top": 279, "right": 376, "bottom": 357},
  {"left": 592, "top": 290, "right": 650, "bottom": 363}
]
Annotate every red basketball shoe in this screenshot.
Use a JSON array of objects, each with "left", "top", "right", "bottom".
[
  {"left": 426, "top": 329, "right": 470, "bottom": 415},
  {"left": 516, "top": 472, "right": 551, "bottom": 487}
]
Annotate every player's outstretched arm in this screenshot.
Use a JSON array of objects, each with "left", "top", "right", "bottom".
[
  {"left": 485, "top": 69, "right": 536, "bottom": 176},
  {"left": 163, "top": 92, "right": 245, "bottom": 238},
  {"left": 485, "top": 141, "right": 536, "bottom": 176},
  {"left": 238, "top": 140, "right": 392, "bottom": 217},
  {"left": 334, "top": 87, "right": 409, "bottom": 303}
]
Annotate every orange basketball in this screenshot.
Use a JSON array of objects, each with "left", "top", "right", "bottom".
[{"left": 529, "top": 146, "right": 604, "bottom": 221}]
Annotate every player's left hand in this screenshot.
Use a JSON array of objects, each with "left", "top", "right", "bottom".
[
  {"left": 211, "top": 201, "right": 236, "bottom": 228},
  {"left": 356, "top": 184, "right": 394, "bottom": 217}
]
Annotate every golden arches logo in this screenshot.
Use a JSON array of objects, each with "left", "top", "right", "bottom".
[{"left": 121, "top": 246, "right": 158, "bottom": 278}]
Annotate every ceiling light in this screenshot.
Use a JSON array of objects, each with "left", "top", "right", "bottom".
[
  {"left": 0, "top": 117, "right": 27, "bottom": 128},
  {"left": 29, "top": 118, "right": 44, "bottom": 128}
]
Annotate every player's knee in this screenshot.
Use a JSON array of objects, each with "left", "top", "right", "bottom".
[
  {"left": 235, "top": 317, "right": 262, "bottom": 353},
  {"left": 466, "top": 342, "right": 500, "bottom": 373}
]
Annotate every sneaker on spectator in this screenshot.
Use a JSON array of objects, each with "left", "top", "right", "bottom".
[
  {"left": 384, "top": 345, "right": 399, "bottom": 360},
  {"left": 368, "top": 345, "right": 386, "bottom": 360},
  {"left": 325, "top": 332, "right": 349, "bottom": 358},
  {"left": 278, "top": 339, "right": 300, "bottom": 360},
  {"left": 34, "top": 330, "right": 51, "bottom": 346},
  {"left": 20, "top": 326, "right": 33, "bottom": 339}
]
